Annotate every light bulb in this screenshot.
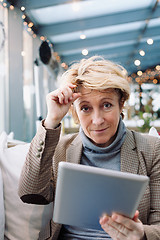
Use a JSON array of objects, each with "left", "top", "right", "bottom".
[
  {"left": 134, "top": 60, "right": 141, "bottom": 66},
  {"left": 82, "top": 49, "right": 88, "bottom": 56},
  {"left": 147, "top": 38, "right": 153, "bottom": 45}
]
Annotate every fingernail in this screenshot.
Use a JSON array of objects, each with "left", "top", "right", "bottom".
[
  {"left": 102, "top": 214, "right": 109, "bottom": 222},
  {"left": 112, "top": 213, "right": 117, "bottom": 220}
]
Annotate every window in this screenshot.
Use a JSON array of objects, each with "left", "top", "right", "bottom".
[{"left": 0, "top": 6, "right": 9, "bottom": 133}]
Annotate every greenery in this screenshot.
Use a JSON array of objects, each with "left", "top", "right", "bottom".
[{"left": 138, "top": 105, "right": 155, "bottom": 133}]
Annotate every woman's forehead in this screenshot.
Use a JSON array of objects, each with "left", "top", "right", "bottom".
[
  {"left": 73, "top": 85, "right": 116, "bottom": 95},
  {"left": 74, "top": 88, "right": 119, "bottom": 105}
]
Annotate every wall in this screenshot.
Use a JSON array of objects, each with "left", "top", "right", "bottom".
[{"left": 7, "top": 7, "right": 24, "bottom": 140}]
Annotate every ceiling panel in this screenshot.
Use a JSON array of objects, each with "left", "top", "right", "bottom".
[{"left": 13, "top": 0, "right": 160, "bottom": 75}]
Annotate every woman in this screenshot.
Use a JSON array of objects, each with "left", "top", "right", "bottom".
[{"left": 18, "top": 56, "right": 160, "bottom": 240}]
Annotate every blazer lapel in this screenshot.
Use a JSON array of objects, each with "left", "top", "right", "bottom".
[
  {"left": 66, "top": 129, "right": 140, "bottom": 174},
  {"left": 121, "top": 129, "right": 139, "bottom": 174},
  {"left": 66, "top": 134, "right": 82, "bottom": 164}
]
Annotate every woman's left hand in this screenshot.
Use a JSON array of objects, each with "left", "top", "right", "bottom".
[{"left": 99, "top": 210, "right": 145, "bottom": 240}]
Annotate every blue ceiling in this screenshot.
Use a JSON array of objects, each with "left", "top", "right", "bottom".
[{"left": 14, "top": 0, "right": 160, "bottom": 75}]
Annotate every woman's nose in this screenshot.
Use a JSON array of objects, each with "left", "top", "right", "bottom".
[{"left": 92, "top": 111, "right": 104, "bottom": 125}]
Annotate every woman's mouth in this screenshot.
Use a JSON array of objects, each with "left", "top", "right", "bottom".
[{"left": 92, "top": 127, "right": 108, "bottom": 133}]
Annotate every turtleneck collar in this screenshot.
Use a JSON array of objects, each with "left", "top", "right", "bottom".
[
  {"left": 80, "top": 116, "right": 126, "bottom": 153},
  {"left": 79, "top": 117, "right": 126, "bottom": 170}
]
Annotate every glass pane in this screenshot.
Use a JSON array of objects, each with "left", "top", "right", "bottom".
[
  {"left": 23, "top": 30, "right": 35, "bottom": 142},
  {"left": 0, "top": 6, "right": 8, "bottom": 133}
]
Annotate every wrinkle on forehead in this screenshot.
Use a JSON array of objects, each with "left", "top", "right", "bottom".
[{"left": 74, "top": 89, "right": 118, "bottom": 106}]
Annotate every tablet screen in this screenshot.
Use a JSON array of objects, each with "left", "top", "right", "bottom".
[{"left": 53, "top": 162, "right": 149, "bottom": 230}]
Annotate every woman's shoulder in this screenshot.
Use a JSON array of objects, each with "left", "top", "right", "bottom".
[
  {"left": 126, "top": 128, "right": 160, "bottom": 149},
  {"left": 58, "top": 131, "right": 81, "bottom": 148}
]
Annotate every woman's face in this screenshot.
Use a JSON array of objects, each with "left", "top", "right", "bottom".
[{"left": 74, "top": 88, "right": 123, "bottom": 147}]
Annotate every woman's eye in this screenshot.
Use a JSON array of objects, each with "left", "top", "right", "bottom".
[
  {"left": 104, "top": 103, "right": 112, "bottom": 109},
  {"left": 81, "top": 106, "right": 90, "bottom": 112}
]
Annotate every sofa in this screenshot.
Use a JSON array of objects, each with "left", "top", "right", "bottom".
[{"left": 0, "top": 131, "right": 53, "bottom": 240}]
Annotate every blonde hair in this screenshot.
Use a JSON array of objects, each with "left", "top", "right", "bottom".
[{"left": 60, "top": 56, "right": 131, "bottom": 123}]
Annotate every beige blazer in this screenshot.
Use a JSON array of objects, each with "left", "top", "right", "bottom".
[{"left": 18, "top": 123, "right": 160, "bottom": 240}]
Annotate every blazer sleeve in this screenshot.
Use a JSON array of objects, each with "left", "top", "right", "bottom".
[
  {"left": 18, "top": 121, "right": 61, "bottom": 205},
  {"left": 144, "top": 136, "right": 160, "bottom": 240}
]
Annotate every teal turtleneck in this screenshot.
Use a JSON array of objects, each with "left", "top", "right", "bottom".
[{"left": 80, "top": 116, "right": 126, "bottom": 171}]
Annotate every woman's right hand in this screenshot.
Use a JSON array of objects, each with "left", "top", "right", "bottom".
[{"left": 44, "top": 83, "right": 80, "bottom": 129}]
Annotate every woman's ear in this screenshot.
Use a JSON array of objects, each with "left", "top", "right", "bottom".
[
  {"left": 120, "top": 98, "right": 125, "bottom": 109},
  {"left": 119, "top": 98, "right": 125, "bottom": 119}
]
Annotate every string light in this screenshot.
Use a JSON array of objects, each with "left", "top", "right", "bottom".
[
  {"left": 156, "top": 65, "right": 160, "bottom": 71},
  {"left": 130, "top": 65, "right": 160, "bottom": 84},
  {"left": 27, "top": 27, "right": 32, "bottom": 32},
  {"left": 139, "top": 50, "right": 145, "bottom": 56},
  {"left": 28, "top": 22, "right": 33, "bottom": 28},
  {"left": 15, "top": 1, "right": 67, "bottom": 69},
  {"left": 80, "top": 34, "right": 86, "bottom": 40},
  {"left": 82, "top": 49, "right": 88, "bottom": 56},
  {"left": 22, "top": 14, "right": 26, "bottom": 19},
  {"left": 61, "top": 63, "right": 68, "bottom": 69},
  {"left": 1, "top": 1, "right": 154, "bottom": 73},
  {"left": 134, "top": 59, "right": 141, "bottom": 66},
  {"left": 56, "top": 56, "right": 61, "bottom": 62},
  {"left": 19, "top": 7, "right": 39, "bottom": 41},
  {"left": 137, "top": 70, "right": 143, "bottom": 76},
  {"left": 153, "top": 79, "right": 158, "bottom": 84},
  {"left": 40, "top": 36, "right": 45, "bottom": 41},
  {"left": 9, "top": 5, "right": 14, "bottom": 10},
  {"left": 61, "top": 62, "right": 66, "bottom": 68},
  {"left": 147, "top": 38, "right": 154, "bottom": 45},
  {"left": 21, "top": 6, "right": 25, "bottom": 11}
]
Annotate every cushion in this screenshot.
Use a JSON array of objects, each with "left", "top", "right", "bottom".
[
  {"left": 0, "top": 167, "right": 5, "bottom": 240},
  {"left": 0, "top": 132, "right": 53, "bottom": 240},
  {"left": 148, "top": 127, "right": 160, "bottom": 137}
]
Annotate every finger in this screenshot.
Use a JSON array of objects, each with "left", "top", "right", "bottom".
[
  {"left": 105, "top": 225, "right": 127, "bottom": 240},
  {"left": 57, "top": 89, "right": 65, "bottom": 104},
  {"left": 61, "top": 86, "right": 81, "bottom": 104},
  {"left": 59, "top": 85, "right": 76, "bottom": 104},
  {"left": 99, "top": 214, "right": 110, "bottom": 225},
  {"left": 60, "top": 83, "right": 76, "bottom": 89},
  {"left": 132, "top": 210, "right": 139, "bottom": 222},
  {"left": 112, "top": 214, "right": 133, "bottom": 231},
  {"left": 111, "top": 213, "right": 141, "bottom": 231},
  {"left": 71, "top": 92, "right": 81, "bottom": 102},
  {"left": 60, "top": 89, "right": 70, "bottom": 104},
  {"left": 68, "top": 83, "right": 77, "bottom": 90},
  {"left": 109, "top": 218, "right": 131, "bottom": 236},
  {"left": 100, "top": 215, "right": 127, "bottom": 240},
  {"left": 58, "top": 86, "right": 73, "bottom": 104},
  {"left": 48, "top": 85, "right": 81, "bottom": 106},
  {"left": 46, "top": 91, "right": 59, "bottom": 104}
]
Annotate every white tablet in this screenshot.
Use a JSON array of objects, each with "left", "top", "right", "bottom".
[{"left": 53, "top": 162, "right": 149, "bottom": 230}]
